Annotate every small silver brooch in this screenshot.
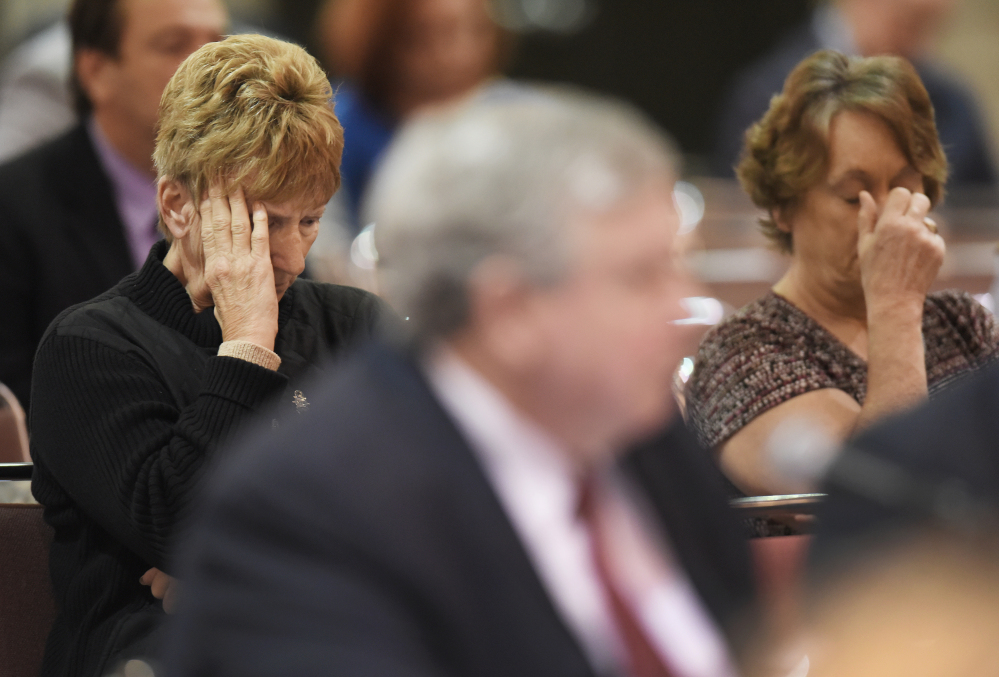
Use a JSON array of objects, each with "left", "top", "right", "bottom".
[{"left": 292, "top": 390, "right": 310, "bottom": 413}]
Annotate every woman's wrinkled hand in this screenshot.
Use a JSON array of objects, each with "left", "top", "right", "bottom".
[
  {"left": 200, "top": 182, "right": 279, "bottom": 351},
  {"left": 857, "top": 187, "right": 945, "bottom": 312}
]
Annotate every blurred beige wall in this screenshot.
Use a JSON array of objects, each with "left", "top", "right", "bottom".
[
  {"left": 0, "top": 0, "right": 66, "bottom": 51},
  {"left": 938, "top": 0, "right": 999, "bottom": 166}
]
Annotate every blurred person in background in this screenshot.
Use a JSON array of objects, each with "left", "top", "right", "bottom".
[
  {"left": 686, "top": 51, "right": 999, "bottom": 499},
  {"left": 164, "top": 92, "right": 755, "bottom": 677},
  {"left": 315, "top": 0, "right": 510, "bottom": 232},
  {"left": 711, "top": 0, "right": 996, "bottom": 189},
  {"left": 0, "top": 12, "right": 273, "bottom": 165},
  {"left": 29, "top": 33, "right": 385, "bottom": 677},
  {"left": 0, "top": 0, "right": 228, "bottom": 412}
]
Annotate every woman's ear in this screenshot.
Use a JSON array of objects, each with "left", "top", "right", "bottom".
[
  {"left": 158, "top": 178, "right": 196, "bottom": 240},
  {"left": 772, "top": 205, "right": 793, "bottom": 234}
]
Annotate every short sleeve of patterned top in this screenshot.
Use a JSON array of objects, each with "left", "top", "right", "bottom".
[{"left": 686, "top": 289, "right": 999, "bottom": 450}]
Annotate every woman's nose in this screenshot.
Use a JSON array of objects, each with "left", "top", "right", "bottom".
[
  {"left": 869, "top": 188, "right": 889, "bottom": 211},
  {"left": 271, "top": 228, "right": 306, "bottom": 276}
]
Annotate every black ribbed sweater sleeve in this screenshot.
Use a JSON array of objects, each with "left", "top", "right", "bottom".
[{"left": 30, "top": 331, "right": 287, "bottom": 570}]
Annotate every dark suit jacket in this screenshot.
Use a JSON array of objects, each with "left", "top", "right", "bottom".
[
  {"left": 164, "top": 342, "right": 755, "bottom": 677},
  {"left": 811, "top": 360, "right": 999, "bottom": 578},
  {"left": 711, "top": 21, "right": 997, "bottom": 186},
  {"left": 0, "top": 123, "right": 133, "bottom": 411}
]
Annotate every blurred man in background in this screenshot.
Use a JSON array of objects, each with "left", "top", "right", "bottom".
[
  {"left": 0, "top": 0, "right": 227, "bottom": 411},
  {"left": 712, "top": 0, "right": 996, "bottom": 188},
  {"left": 165, "top": 93, "right": 755, "bottom": 677}
]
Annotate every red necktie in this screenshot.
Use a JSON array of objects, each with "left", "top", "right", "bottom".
[{"left": 577, "top": 476, "right": 674, "bottom": 677}]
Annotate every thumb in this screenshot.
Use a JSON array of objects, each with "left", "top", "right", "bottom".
[{"left": 858, "top": 190, "right": 877, "bottom": 238}]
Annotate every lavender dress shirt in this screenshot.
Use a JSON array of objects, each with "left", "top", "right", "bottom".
[{"left": 87, "top": 117, "right": 160, "bottom": 269}]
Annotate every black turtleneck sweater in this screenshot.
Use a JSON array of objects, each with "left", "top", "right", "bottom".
[{"left": 29, "top": 241, "right": 386, "bottom": 677}]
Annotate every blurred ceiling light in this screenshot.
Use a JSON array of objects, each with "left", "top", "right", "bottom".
[
  {"left": 490, "top": 0, "right": 596, "bottom": 34},
  {"left": 672, "top": 296, "right": 725, "bottom": 326},
  {"left": 350, "top": 223, "right": 379, "bottom": 271},
  {"left": 673, "top": 181, "right": 704, "bottom": 235}
]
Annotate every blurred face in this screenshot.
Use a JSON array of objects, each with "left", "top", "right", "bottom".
[
  {"left": 531, "top": 180, "right": 698, "bottom": 456},
  {"left": 393, "top": 0, "right": 498, "bottom": 108},
  {"left": 781, "top": 110, "right": 924, "bottom": 295},
  {"left": 86, "top": 0, "right": 227, "bottom": 143},
  {"left": 845, "top": 0, "right": 960, "bottom": 57}
]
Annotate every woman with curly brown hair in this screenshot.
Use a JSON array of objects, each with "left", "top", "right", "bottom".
[{"left": 686, "top": 50, "right": 999, "bottom": 497}]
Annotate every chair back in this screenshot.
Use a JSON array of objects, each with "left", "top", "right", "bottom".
[
  {"left": 0, "top": 384, "right": 29, "bottom": 463},
  {"left": 0, "top": 503, "right": 56, "bottom": 677}
]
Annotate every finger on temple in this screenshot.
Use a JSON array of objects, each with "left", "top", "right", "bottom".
[
  {"left": 199, "top": 197, "right": 218, "bottom": 257},
  {"left": 208, "top": 179, "right": 233, "bottom": 251},
  {"left": 229, "top": 186, "right": 252, "bottom": 254},
  {"left": 251, "top": 202, "right": 270, "bottom": 255},
  {"left": 858, "top": 190, "right": 877, "bottom": 237}
]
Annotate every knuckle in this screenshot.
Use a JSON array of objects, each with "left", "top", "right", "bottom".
[{"left": 208, "top": 259, "right": 231, "bottom": 279}]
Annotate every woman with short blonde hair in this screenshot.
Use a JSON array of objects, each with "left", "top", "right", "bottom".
[
  {"left": 154, "top": 34, "right": 344, "bottom": 222},
  {"left": 30, "top": 33, "right": 386, "bottom": 677}
]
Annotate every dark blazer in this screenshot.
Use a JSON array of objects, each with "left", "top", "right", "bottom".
[
  {"left": 811, "top": 360, "right": 999, "bottom": 578},
  {"left": 165, "top": 342, "right": 755, "bottom": 677},
  {"left": 710, "top": 21, "right": 997, "bottom": 186},
  {"left": 0, "top": 123, "right": 132, "bottom": 411}
]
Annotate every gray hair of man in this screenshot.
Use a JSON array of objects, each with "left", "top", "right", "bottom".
[{"left": 367, "top": 89, "right": 680, "bottom": 343}]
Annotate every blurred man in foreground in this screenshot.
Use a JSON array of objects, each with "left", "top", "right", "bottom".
[
  {"left": 744, "top": 534, "right": 999, "bottom": 677},
  {"left": 811, "top": 357, "right": 999, "bottom": 571},
  {"left": 165, "top": 93, "right": 754, "bottom": 677},
  {"left": 0, "top": 0, "right": 227, "bottom": 410}
]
